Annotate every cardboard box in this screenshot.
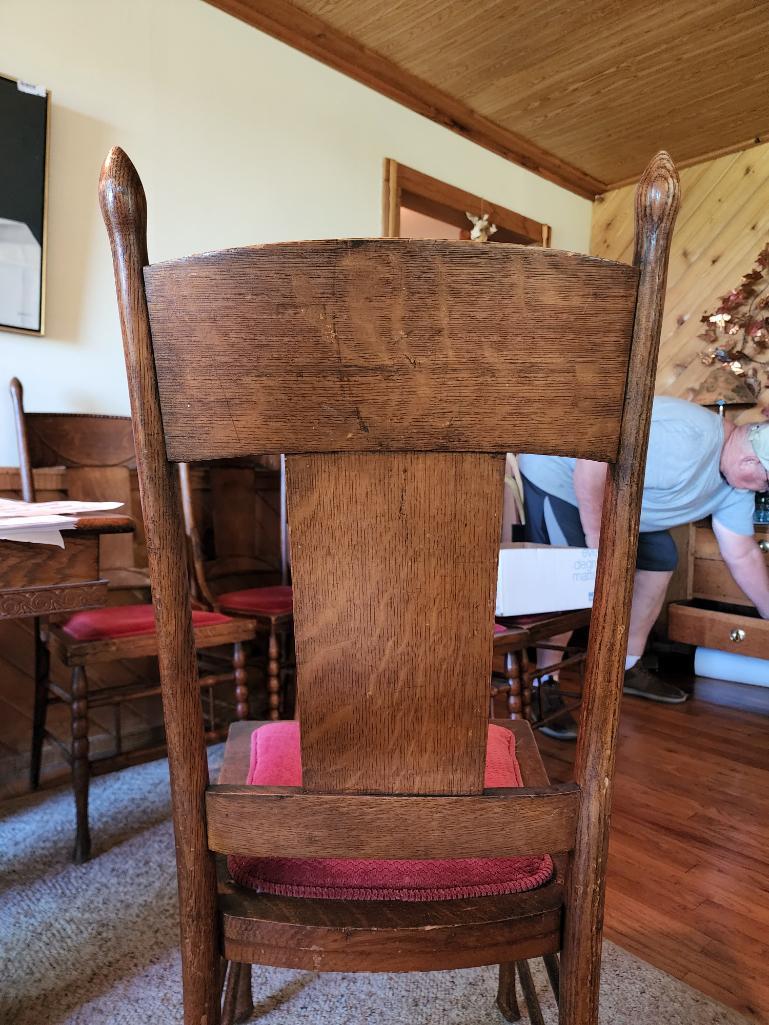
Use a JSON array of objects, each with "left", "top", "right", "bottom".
[{"left": 496, "top": 543, "right": 597, "bottom": 617}]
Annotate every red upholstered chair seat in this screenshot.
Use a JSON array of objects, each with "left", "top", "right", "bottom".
[
  {"left": 228, "top": 722, "right": 553, "bottom": 901},
  {"left": 62, "top": 604, "right": 233, "bottom": 642},
  {"left": 494, "top": 622, "right": 509, "bottom": 635},
  {"left": 217, "top": 585, "right": 293, "bottom": 617}
]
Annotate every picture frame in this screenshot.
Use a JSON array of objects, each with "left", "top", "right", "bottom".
[{"left": 0, "top": 71, "right": 50, "bottom": 336}]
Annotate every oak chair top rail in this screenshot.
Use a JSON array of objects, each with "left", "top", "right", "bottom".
[
  {"left": 9, "top": 381, "right": 136, "bottom": 474},
  {"left": 100, "top": 145, "right": 678, "bottom": 1024},
  {"left": 9, "top": 379, "right": 144, "bottom": 584},
  {"left": 142, "top": 238, "right": 638, "bottom": 461}
]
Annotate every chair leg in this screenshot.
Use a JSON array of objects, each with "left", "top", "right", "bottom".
[
  {"left": 234, "top": 962, "right": 253, "bottom": 1022},
  {"left": 70, "top": 666, "right": 91, "bottom": 864},
  {"left": 267, "top": 624, "right": 280, "bottom": 721},
  {"left": 504, "top": 652, "right": 523, "bottom": 720},
  {"left": 221, "top": 962, "right": 253, "bottom": 1025},
  {"left": 560, "top": 905, "right": 602, "bottom": 1025},
  {"left": 30, "top": 617, "right": 50, "bottom": 789},
  {"left": 233, "top": 642, "right": 249, "bottom": 721},
  {"left": 496, "top": 962, "right": 521, "bottom": 1021},
  {"left": 544, "top": 952, "right": 560, "bottom": 1003},
  {"left": 221, "top": 961, "right": 240, "bottom": 1025},
  {"left": 521, "top": 650, "right": 535, "bottom": 721},
  {"left": 517, "top": 961, "right": 545, "bottom": 1025}
]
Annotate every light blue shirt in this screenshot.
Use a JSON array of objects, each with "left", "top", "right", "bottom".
[{"left": 519, "top": 397, "right": 755, "bottom": 536}]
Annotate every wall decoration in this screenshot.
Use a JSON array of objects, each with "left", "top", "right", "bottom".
[
  {"left": 465, "top": 211, "right": 498, "bottom": 242},
  {"left": 0, "top": 72, "right": 49, "bottom": 335},
  {"left": 698, "top": 240, "right": 769, "bottom": 413}
]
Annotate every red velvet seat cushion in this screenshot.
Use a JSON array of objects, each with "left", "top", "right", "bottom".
[
  {"left": 62, "top": 604, "right": 232, "bottom": 641},
  {"left": 217, "top": 585, "right": 293, "bottom": 616},
  {"left": 228, "top": 722, "right": 553, "bottom": 901},
  {"left": 494, "top": 622, "right": 509, "bottom": 635}
]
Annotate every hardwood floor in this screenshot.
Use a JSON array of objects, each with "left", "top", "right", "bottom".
[
  {"left": 2, "top": 626, "right": 768, "bottom": 1019},
  {"left": 537, "top": 684, "right": 769, "bottom": 1022}
]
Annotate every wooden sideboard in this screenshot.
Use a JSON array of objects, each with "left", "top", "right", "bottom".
[{"left": 668, "top": 519, "right": 769, "bottom": 659}]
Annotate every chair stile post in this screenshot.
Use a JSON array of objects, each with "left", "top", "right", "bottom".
[
  {"left": 99, "top": 149, "right": 221, "bottom": 1025},
  {"left": 9, "top": 378, "right": 35, "bottom": 503},
  {"left": 559, "top": 154, "right": 679, "bottom": 1024},
  {"left": 9, "top": 378, "right": 52, "bottom": 794}
]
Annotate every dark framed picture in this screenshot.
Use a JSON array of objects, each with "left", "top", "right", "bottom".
[{"left": 0, "top": 72, "right": 50, "bottom": 335}]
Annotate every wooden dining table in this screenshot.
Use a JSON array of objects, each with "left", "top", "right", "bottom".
[{"left": 0, "top": 514, "right": 135, "bottom": 620}]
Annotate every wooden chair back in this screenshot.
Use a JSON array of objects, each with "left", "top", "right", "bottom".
[
  {"left": 8, "top": 379, "right": 143, "bottom": 583},
  {"left": 100, "top": 147, "right": 678, "bottom": 1024}
]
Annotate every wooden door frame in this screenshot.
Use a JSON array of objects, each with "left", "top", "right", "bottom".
[{"left": 382, "top": 159, "right": 551, "bottom": 245}]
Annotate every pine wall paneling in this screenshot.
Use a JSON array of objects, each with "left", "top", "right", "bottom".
[{"left": 591, "top": 142, "right": 769, "bottom": 420}]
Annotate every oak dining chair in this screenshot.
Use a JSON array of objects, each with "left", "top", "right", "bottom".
[
  {"left": 493, "top": 610, "right": 591, "bottom": 725},
  {"left": 9, "top": 380, "right": 258, "bottom": 863},
  {"left": 178, "top": 459, "right": 294, "bottom": 720},
  {"left": 100, "top": 146, "right": 678, "bottom": 1024}
]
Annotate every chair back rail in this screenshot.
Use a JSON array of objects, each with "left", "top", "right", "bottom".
[
  {"left": 8, "top": 379, "right": 139, "bottom": 575},
  {"left": 22, "top": 411, "right": 136, "bottom": 469},
  {"left": 99, "top": 146, "right": 678, "bottom": 1025},
  {"left": 206, "top": 783, "right": 580, "bottom": 859},
  {"left": 142, "top": 240, "right": 638, "bottom": 461}
]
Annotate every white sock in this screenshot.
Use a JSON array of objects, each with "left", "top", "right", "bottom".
[{"left": 625, "top": 655, "right": 640, "bottom": 671}]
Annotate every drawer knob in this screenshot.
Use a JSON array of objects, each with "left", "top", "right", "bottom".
[
  {"left": 730, "top": 628, "right": 746, "bottom": 643},
  {"left": 758, "top": 539, "right": 769, "bottom": 554}
]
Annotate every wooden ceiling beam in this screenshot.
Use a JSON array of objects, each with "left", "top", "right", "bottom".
[{"left": 204, "top": 0, "right": 605, "bottom": 199}]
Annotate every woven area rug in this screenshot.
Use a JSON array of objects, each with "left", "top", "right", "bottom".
[{"left": 0, "top": 749, "right": 749, "bottom": 1025}]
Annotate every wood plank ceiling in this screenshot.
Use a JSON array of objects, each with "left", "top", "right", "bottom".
[{"left": 206, "top": 0, "right": 769, "bottom": 198}]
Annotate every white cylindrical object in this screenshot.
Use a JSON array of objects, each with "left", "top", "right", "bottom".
[{"left": 694, "top": 647, "right": 769, "bottom": 687}]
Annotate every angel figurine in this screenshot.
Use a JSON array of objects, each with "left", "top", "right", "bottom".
[{"left": 466, "top": 211, "right": 498, "bottom": 242}]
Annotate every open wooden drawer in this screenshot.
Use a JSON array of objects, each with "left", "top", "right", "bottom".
[
  {"left": 691, "top": 523, "right": 769, "bottom": 605},
  {"left": 668, "top": 598, "right": 769, "bottom": 660}
]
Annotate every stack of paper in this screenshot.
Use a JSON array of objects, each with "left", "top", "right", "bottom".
[{"left": 0, "top": 499, "right": 124, "bottom": 548}]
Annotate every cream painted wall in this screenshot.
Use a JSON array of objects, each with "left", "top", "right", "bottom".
[{"left": 0, "top": 0, "right": 592, "bottom": 466}]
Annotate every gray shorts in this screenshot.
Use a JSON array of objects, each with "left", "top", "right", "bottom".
[{"left": 521, "top": 476, "right": 678, "bottom": 573}]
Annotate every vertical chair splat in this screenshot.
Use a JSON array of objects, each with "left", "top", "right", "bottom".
[{"left": 288, "top": 451, "right": 503, "bottom": 795}]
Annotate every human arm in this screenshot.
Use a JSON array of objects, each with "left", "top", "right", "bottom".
[
  {"left": 573, "top": 459, "right": 608, "bottom": 548},
  {"left": 712, "top": 519, "right": 769, "bottom": 618}
]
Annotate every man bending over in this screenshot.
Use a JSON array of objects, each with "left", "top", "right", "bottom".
[{"left": 519, "top": 396, "right": 769, "bottom": 739}]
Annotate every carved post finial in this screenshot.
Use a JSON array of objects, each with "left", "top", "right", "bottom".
[
  {"left": 633, "top": 150, "right": 680, "bottom": 266},
  {"left": 98, "top": 147, "right": 148, "bottom": 264}
]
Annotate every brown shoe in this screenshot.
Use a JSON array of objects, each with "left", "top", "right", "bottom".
[
  {"left": 533, "top": 678, "right": 579, "bottom": 741},
  {"left": 623, "top": 664, "right": 688, "bottom": 704}
]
